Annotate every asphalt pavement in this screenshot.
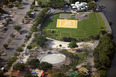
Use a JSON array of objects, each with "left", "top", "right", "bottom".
[{"left": 0, "top": 0, "right": 33, "bottom": 67}]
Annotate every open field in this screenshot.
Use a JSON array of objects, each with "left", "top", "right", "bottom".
[{"left": 41, "top": 13, "right": 99, "bottom": 40}]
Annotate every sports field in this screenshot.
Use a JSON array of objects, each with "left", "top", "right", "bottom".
[
  {"left": 41, "top": 13, "right": 100, "bottom": 40},
  {"left": 57, "top": 19, "right": 78, "bottom": 28}
]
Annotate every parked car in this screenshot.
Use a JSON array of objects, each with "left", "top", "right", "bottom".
[
  {"left": 1, "top": 53, "right": 7, "bottom": 56},
  {"left": 0, "top": 58, "right": 3, "bottom": 62}
]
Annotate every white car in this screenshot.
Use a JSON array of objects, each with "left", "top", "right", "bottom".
[{"left": 1, "top": 53, "right": 6, "bottom": 56}]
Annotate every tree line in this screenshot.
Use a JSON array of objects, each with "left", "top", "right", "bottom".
[
  {"left": 93, "top": 33, "right": 115, "bottom": 77},
  {"left": 2, "top": 0, "right": 22, "bottom": 5},
  {"left": 30, "top": 8, "right": 49, "bottom": 32}
]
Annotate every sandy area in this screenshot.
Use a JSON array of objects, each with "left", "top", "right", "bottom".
[{"left": 47, "top": 38, "right": 94, "bottom": 49}]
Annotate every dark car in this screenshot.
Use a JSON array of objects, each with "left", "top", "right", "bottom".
[{"left": 0, "top": 58, "right": 3, "bottom": 62}]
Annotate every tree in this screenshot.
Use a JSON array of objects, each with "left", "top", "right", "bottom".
[
  {"left": 54, "top": 73, "right": 67, "bottom": 77},
  {"left": 59, "top": 44, "right": 62, "bottom": 48},
  {"left": 69, "top": 0, "right": 77, "bottom": 4},
  {"left": 87, "top": 2, "right": 97, "bottom": 10},
  {"left": 72, "top": 66, "right": 78, "bottom": 71},
  {"left": 38, "top": 62, "right": 52, "bottom": 70},
  {"left": 26, "top": 11, "right": 32, "bottom": 17},
  {"left": 3, "top": 44, "right": 8, "bottom": 49},
  {"left": 50, "top": 0, "right": 67, "bottom": 8},
  {"left": 9, "top": 0, "right": 16, "bottom": 2},
  {"left": 27, "top": 45, "right": 32, "bottom": 49},
  {"left": 0, "top": 8, "right": 4, "bottom": 14},
  {"left": 34, "top": 35, "right": 47, "bottom": 47},
  {"left": 21, "top": 44, "right": 25, "bottom": 47},
  {"left": 8, "top": 57, "right": 17, "bottom": 65},
  {"left": 68, "top": 40, "right": 78, "bottom": 48},
  {"left": 62, "top": 37, "right": 77, "bottom": 42},
  {"left": 28, "top": 59, "right": 40, "bottom": 68},
  {"left": 0, "top": 70, "right": 5, "bottom": 77},
  {"left": 98, "top": 70, "right": 106, "bottom": 77},
  {"left": 25, "top": 74, "right": 38, "bottom": 77},
  {"left": 10, "top": 33, "right": 15, "bottom": 38},
  {"left": 13, "top": 63, "right": 25, "bottom": 71},
  {"left": 18, "top": 0, "right": 22, "bottom": 3},
  {"left": 14, "top": 25, "right": 22, "bottom": 32},
  {"left": 16, "top": 47, "right": 23, "bottom": 52},
  {"left": 37, "top": 1, "right": 42, "bottom": 7},
  {"left": 30, "top": 26, "right": 37, "bottom": 32},
  {"left": 108, "top": 21, "right": 112, "bottom": 25},
  {"left": 93, "top": 33, "right": 115, "bottom": 69},
  {"left": 3, "top": 0, "right": 9, "bottom": 5}
]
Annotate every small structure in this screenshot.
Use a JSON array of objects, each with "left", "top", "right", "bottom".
[
  {"left": 78, "top": 67, "right": 89, "bottom": 75},
  {"left": 30, "top": 12, "right": 36, "bottom": 18},
  {"left": 31, "top": 69, "right": 44, "bottom": 77},
  {"left": 60, "top": 14, "right": 70, "bottom": 19},
  {"left": 35, "top": 1, "right": 38, "bottom": 6},
  {"left": 71, "top": 2, "right": 87, "bottom": 11},
  {"left": 68, "top": 72, "right": 77, "bottom": 77},
  {"left": 0, "top": 23, "right": 3, "bottom": 28},
  {"left": 10, "top": 70, "right": 20, "bottom": 77},
  {"left": 76, "top": 14, "right": 88, "bottom": 21}
]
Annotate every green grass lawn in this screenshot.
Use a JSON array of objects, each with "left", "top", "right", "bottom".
[
  {"left": 41, "top": 13, "right": 99, "bottom": 40},
  {"left": 96, "top": 13, "right": 107, "bottom": 31}
]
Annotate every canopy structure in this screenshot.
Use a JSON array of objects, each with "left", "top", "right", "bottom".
[{"left": 71, "top": 2, "right": 87, "bottom": 10}]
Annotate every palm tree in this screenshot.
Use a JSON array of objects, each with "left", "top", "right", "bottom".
[{"left": 3, "top": 44, "right": 8, "bottom": 50}]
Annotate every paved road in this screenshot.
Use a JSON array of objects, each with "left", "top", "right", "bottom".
[{"left": 0, "top": 0, "right": 33, "bottom": 67}]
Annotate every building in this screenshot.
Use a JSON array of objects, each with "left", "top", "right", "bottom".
[
  {"left": 78, "top": 67, "right": 89, "bottom": 75},
  {"left": 0, "top": 23, "right": 3, "bottom": 28},
  {"left": 71, "top": 2, "right": 87, "bottom": 11},
  {"left": 31, "top": 69, "right": 44, "bottom": 77},
  {"left": 10, "top": 70, "right": 20, "bottom": 77}
]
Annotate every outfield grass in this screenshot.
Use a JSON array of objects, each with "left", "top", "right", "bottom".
[
  {"left": 96, "top": 13, "right": 107, "bottom": 31},
  {"left": 41, "top": 13, "right": 99, "bottom": 40}
]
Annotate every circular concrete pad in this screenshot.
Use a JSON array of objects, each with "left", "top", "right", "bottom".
[{"left": 40, "top": 54, "right": 66, "bottom": 64}]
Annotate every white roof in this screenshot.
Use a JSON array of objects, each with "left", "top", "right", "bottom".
[
  {"left": 71, "top": 1, "right": 87, "bottom": 10},
  {"left": 71, "top": 4, "right": 75, "bottom": 6},
  {"left": 72, "top": 6, "right": 77, "bottom": 8}
]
